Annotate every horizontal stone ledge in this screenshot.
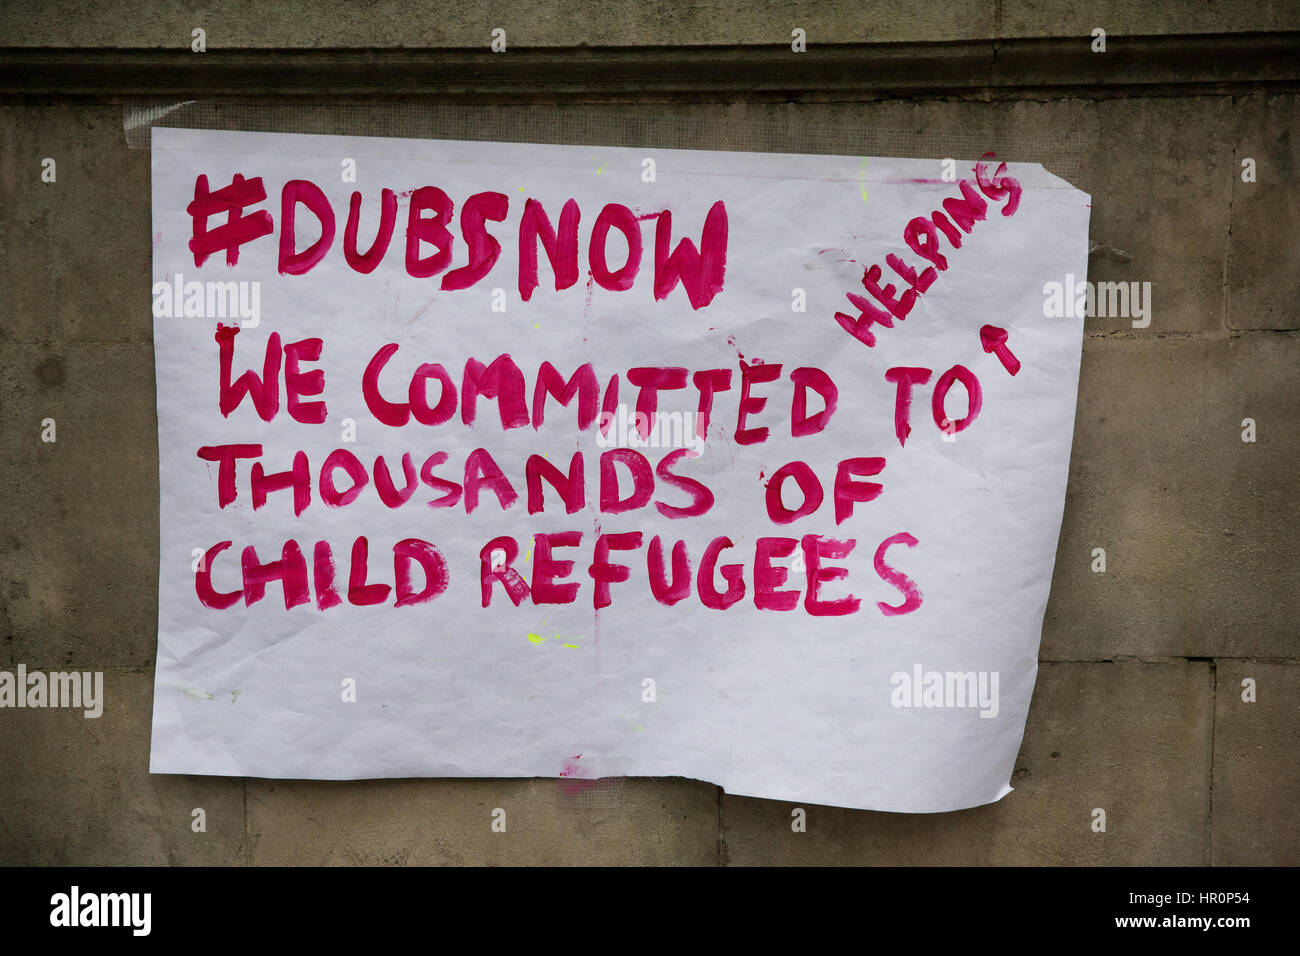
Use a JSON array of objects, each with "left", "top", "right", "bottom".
[{"left": 1, "top": 33, "right": 1298, "bottom": 96}]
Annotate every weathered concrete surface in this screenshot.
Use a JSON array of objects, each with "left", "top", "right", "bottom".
[
  {"left": 0, "top": 103, "right": 152, "bottom": 346},
  {"left": 1000, "top": 1, "right": 1300, "bottom": 38},
  {"left": 0, "top": 1, "right": 996, "bottom": 48},
  {"left": 722, "top": 662, "right": 1213, "bottom": 865},
  {"left": 1041, "top": 334, "right": 1300, "bottom": 661},
  {"left": 1081, "top": 97, "right": 1235, "bottom": 334},
  {"left": 0, "top": 342, "right": 158, "bottom": 671},
  {"left": 1228, "top": 95, "right": 1300, "bottom": 332},
  {"left": 1211, "top": 662, "right": 1300, "bottom": 865},
  {"left": 4, "top": 0, "right": 1298, "bottom": 49},
  {"left": 246, "top": 777, "right": 719, "bottom": 865},
  {"left": 0, "top": 670, "right": 245, "bottom": 865}
]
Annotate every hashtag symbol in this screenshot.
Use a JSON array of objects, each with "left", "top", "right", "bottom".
[{"left": 186, "top": 173, "right": 274, "bottom": 268}]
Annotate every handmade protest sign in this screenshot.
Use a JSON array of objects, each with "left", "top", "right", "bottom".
[{"left": 148, "top": 127, "right": 1089, "bottom": 812}]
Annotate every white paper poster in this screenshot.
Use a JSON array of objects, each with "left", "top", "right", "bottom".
[{"left": 148, "top": 127, "right": 1089, "bottom": 812}]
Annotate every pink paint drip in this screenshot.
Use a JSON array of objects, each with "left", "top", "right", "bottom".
[
  {"left": 559, "top": 754, "right": 601, "bottom": 795},
  {"left": 591, "top": 518, "right": 602, "bottom": 645}
]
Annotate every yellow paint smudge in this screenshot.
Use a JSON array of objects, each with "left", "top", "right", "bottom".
[{"left": 527, "top": 626, "right": 582, "bottom": 648}]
